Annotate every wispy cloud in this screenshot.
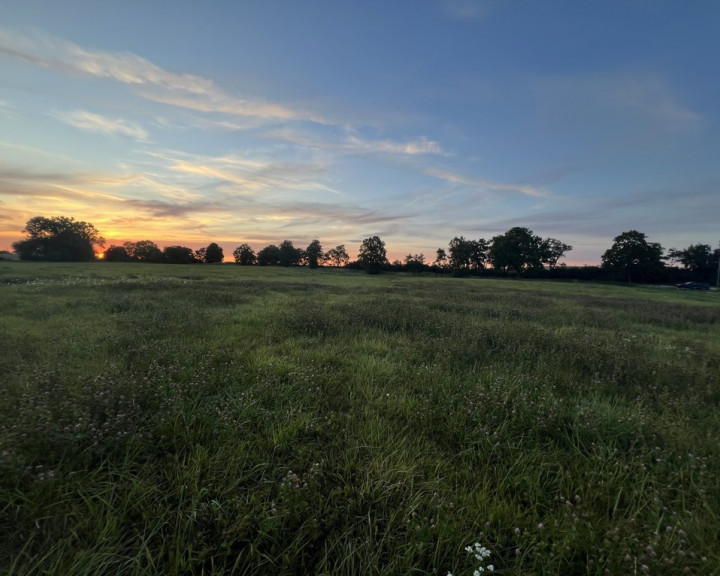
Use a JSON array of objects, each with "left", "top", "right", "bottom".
[
  {"left": 268, "top": 127, "right": 446, "bottom": 158},
  {"left": 425, "top": 167, "right": 552, "bottom": 198},
  {"left": 0, "top": 26, "right": 320, "bottom": 123},
  {"left": 54, "top": 110, "right": 148, "bottom": 140},
  {"left": 143, "top": 148, "right": 339, "bottom": 196},
  {"left": 0, "top": 26, "right": 453, "bottom": 165},
  {"left": 345, "top": 134, "right": 445, "bottom": 155},
  {"left": 0, "top": 161, "right": 136, "bottom": 190}
]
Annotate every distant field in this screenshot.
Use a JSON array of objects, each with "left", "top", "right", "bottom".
[{"left": 1, "top": 262, "right": 719, "bottom": 575}]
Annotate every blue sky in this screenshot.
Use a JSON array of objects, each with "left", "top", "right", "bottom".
[{"left": 1, "top": 0, "right": 718, "bottom": 263}]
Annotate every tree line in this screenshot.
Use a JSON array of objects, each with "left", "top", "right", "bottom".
[{"left": 9, "top": 216, "right": 720, "bottom": 284}]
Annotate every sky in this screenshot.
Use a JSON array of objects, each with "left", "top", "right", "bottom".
[{"left": 1, "top": 0, "right": 718, "bottom": 264}]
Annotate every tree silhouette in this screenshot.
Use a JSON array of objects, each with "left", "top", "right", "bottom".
[
  {"left": 667, "top": 243, "right": 714, "bottom": 281},
  {"left": 305, "top": 239, "right": 324, "bottom": 268},
  {"left": 326, "top": 245, "right": 349, "bottom": 268},
  {"left": 162, "top": 246, "right": 197, "bottom": 264},
  {"left": 103, "top": 245, "right": 132, "bottom": 261},
  {"left": 204, "top": 243, "right": 224, "bottom": 263},
  {"left": 357, "top": 236, "right": 387, "bottom": 274},
  {"left": 124, "top": 240, "right": 163, "bottom": 262},
  {"left": 404, "top": 253, "right": 426, "bottom": 273},
  {"left": 279, "top": 240, "right": 303, "bottom": 266},
  {"left": 233, "top": 244, "right": 256, "bottom": 265},
  {"left": 540, "top": 238, "right": 572, "bottom": 269},
  {"left": 601, "top": 230, "right": 664, "bottom": 283},
  {"left": 434, "top": 248, "right": 448, "bottom": 269},
  {"left": 13, "top": 216, "right": 104, "bottom": 261},
  {"left": 490, "top": 227, "right": 543, "bottom": 275},
  {"left": 257, "top": 244, "right": 281, "bottom": 266}
]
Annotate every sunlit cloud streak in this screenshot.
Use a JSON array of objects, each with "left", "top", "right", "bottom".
[
  {"left": 425, "top": 167, "right": 551, "bottom": 198},
  {"left": 142, "top": 149, "right": 339, "bottom": 196},
  {"left": 0, "top": 27, "right": 321, "bottom": 123},
  {"left": 267, "top": 128, "right": 446, "bottom": 157},
  {"left": 53, "top": 110, "right": 148, "bottom": 141}
]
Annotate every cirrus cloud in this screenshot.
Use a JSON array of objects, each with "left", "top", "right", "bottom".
[
  {"left": 0, "top": 26, "right": 321, "bottom": 123},
  {"left": 54, "top": 110, "right": 148, "bottom": 141}
]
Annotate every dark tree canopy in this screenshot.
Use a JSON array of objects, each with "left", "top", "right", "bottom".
[
  {"left": 540, "top": 238, "right": 573, "bottom": 269},
  {"left": 257, "top": 244, "right": 281, "bottom": 266},
  {"left": 325, "top": 245, "right": 349, "bottom": 268},
  {"left": 668, "top": 243, "right": 717, "bottom": 281},
  {"left": 448, "top": 236, "right": 473, "bottom": 271},
  {"left": 448, "top": 236, "right": 489, "bottom": 272},
  {"left": 404, "top": 253, "right": 426, "bottom": 273},
  {"left": 124, "top": 240, "right": 163, "bottom": 263},
  {"left": 203, "top": 242, "right": 224, "bottom": 263},
  {"left": 601, "top": 230, "right": 664, "bottom": 283},
  {"left": 281, "top": 240, "right": 303, "bottom": 266},
  {"left": 103, "top": 245, "right": 132, "bottom": 262},
  {"left": 305, "top": 239, "right": 324, "bottom": 269},
  {"left": 13, "top": 216, "right": 104, "bottom": 261},
  {"left": 469, "top": 239, "right": 490, "bottom": 270},
  {"left": 357, "top": 236, "right": 387, "bottom": 273},
  {"left": 233, "top": 244, "right": 256, "bottom": 265},
  {"left": 279, "top": 240, "right": 303, "bottom": 267},
  {"left": 162, "top": 245, "right": 197, "bottom": 264},
  {"left": 489, "top": 227, "right": 543, "bottom": 274},
  {"left": 434, "top": 248, "right": 448, "bottom": 268}
]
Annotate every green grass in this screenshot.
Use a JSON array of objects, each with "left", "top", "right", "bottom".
[{"left": 1, "top": 262, "right": 719, "bottom": 575}]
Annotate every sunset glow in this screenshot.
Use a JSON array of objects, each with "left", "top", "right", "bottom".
[{"left": 1, "top": 3, "right": 719, "bottom": 263}]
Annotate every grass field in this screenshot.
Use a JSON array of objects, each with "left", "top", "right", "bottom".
[{"left": 1, "top": 262, "right": 719, "bottom": 575}]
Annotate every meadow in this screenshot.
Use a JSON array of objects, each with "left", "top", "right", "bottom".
[{"left": 1, "top": 262, "right": 719, "bottom": 575}]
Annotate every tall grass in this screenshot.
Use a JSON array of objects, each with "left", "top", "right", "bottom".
[{"left": 1, "top": 263, "right": 719, "bottom": 575}]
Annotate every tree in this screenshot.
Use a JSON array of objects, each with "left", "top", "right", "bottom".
[
  {"left": 469, "top": 239, "right": 490, "bottom": 270},
  {"left": 448, "top": 237, "right": 489, "bottom": 273},
  {"left": 489, "top": 227, "right": 543, "bottom": 275},
  {"left": 448, "top": 236, "right": 473, "bottom": 271},
  {"left": 103, "top": 245, "right": 131, "bottom": 261},
  {"left": 257, "top": 244, "right": 281, "bottom": 266},
  {"left": 357, "top": 236, "right": 387, "bottom": 273},
  {"left": 12, "top": 216, "right": 104, "bottom": 261},
  {"left": 125, "top": 240, "right": 163, "bottom": 262},
  {"left": 326, "top": 245, "right": 349, "bottom": 268},
  {"left": 540, "top": 238, "right": 572, "bottom": 269},
  {"left": 203, "top": 242, "right": 224, "bottom": 263},
  {"left": 162, "top": 245, "right": 197, "bottom": 264},
  {"left": 601, "top": 230, "right": 664, "bottom": 283},
  {"left": 434, "top": 248, "right": 448, "bottom": 269},
  {"left": 233, "top": 244, "right": 256, "bottom": 265},
  {"left": 404, "top": 253, "right": 426, "bottom": 273},
  {"left": 279, "top": 240, "right": 303, "bottom": 266},
  {"left": 305, "top": 239, "right": 325, "bottom": 269},
  {"left": 667, "top": 243, "right": 714, "bottom": 280}
]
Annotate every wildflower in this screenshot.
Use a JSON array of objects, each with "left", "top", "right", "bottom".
[{"left": 459, "top": 540, "right": 494, "bottom": 575}]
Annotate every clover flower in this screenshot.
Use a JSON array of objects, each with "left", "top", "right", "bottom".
[{"left": 449, "top": 540, "right": 494, "bottom": 576}]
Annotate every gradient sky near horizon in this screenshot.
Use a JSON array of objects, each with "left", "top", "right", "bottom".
[{"left": 1, "top": 1, "right": 718, "bottom": 264}]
